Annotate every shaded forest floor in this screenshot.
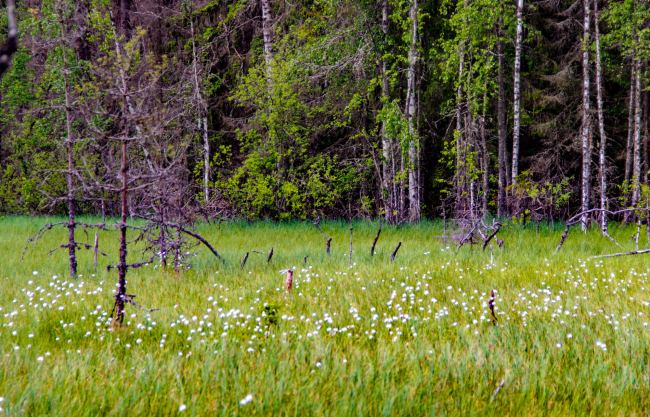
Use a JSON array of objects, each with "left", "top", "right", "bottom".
[{"left": 1, "top": 217, "right": 650, "bottom": 415}]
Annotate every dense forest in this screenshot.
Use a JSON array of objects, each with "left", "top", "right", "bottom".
[{"left": 0, "top": 0, "right": 648, "bottom": 225}]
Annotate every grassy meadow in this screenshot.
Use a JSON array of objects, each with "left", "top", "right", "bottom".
[{"left": 1, "top": 216, "right": 650, "bottom": 415}]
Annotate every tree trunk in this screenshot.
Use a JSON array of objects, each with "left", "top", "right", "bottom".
[
  {"left": 116, "top": 105, "right": 128, "bottom": 326},
  {"left": 406, "top": 0, "right": 419, "bottom": 223},
  {"left": 61, "top": 13, "right": 77, "bottom": 278},
  {"left": 624, "top": 68, "right": 636, "bottom": 206},
  {"left": 641, "top": 79, "right": 650, "bottom": 186},
  {"left": 594, "top": 0, "right": 608, "bottom": 235},
  {"left": 497, "top": 16, "right": 506, "bottom": 218},
  {"left": 512, "top": 0, "right": 524, "bottom": 185},
  {"left": 189, "top": 12, "right": 210, "bottom": 202},
  {"left": 580, "top": 0, "right": 591, "bottom": 232},
  {"left": 116, "top": 0, "right": 132, "bottom": 38},
  {"left": 0, "top": 0, "right": 17, "bottom": 77},
  {"left": 202, "top": 117, "right": 210, "bottom": 201},
  {"left": 261, "top": 0, "right": 274, "bottom": 84},
  {"left": 481, "top": 89, "right": 489, "bottom": 218},
  {"left": 456, "top": 47, "right": 465, "bottom": 208},
  {"left": 381, "top": 0, "right": 392, "bottom": 222},
  {"left": 631, "top": 56, "right": 642, "bottom": 208}
]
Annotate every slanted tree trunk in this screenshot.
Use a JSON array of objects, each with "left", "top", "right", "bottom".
[
  {"left": 61, "top": 11, "right": 77, "bottom": 278},
  {"left": 497, "top": 16, "right": 507, "bottom": 218},
  {"left": 594, "top": 0, "right": 608, "bottom": 235},
  {"left": 512, "top": 0, "right": 524, "bottom": 185},
  {"left": 381, "top": 0, "right": 392, "bottom": 222},
  {"left": 406, "top": 0, "right": 419, "bottom": 222},
  {"left": 580, "top": 0, "right": 591, "bottom": 232}
]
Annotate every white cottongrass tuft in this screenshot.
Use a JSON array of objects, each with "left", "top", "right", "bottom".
[
  {"left": 179, "top": 404, "right": 187, "bottom": 412},
  {"left": 240, "top": 394, "right": 253, "bottom": 405}
]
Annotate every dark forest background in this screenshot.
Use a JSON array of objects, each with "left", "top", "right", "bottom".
[{"left": 0, "top": 0, "right": 648, "bottom": 224}]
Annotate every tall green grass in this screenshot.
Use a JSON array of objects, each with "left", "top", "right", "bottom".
[{"left": 1, "top": 216, "right": 650, "bottom": 415}]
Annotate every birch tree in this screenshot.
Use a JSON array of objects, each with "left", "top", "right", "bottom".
[
  {"left": 405, "top": 0, "right": 420, "bottom": 222},
  {"left": 594, "top": 0, "right": 609, "bottom": 235},
  {"left": 580, "top": 0, "right": 591, "bottom": 232},
  {"left": 381, "top": 0, "right": 393, "bottom": 222},
  {"left": 497, "top": 16, "right": 507, "bottom": 217},
  {"left": 511, "top": 0, "right": 524, "bottom": 185},
  {"left": 186, "top": 4, "right": 210, "bottom": 202}
]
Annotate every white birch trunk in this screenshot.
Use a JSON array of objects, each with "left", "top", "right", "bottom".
[
  {"left": 512, "top": 0, "right": 524, "bottom": 185},
  {"left": 481, "top": 89, "right": 489, "bottom": 218},
  {"left": 594, "top": 0, "right": 608, "bottom": 235},
  {"left": 580, "top": 0, "right": 591, "bottom": 232},
  {"left": 497, "top": 17, "right": 507, "bottom": 217},
  {"left": 190, "top": 13, "right": 210, "bottom": 202},
  {"left": 261, "top": 0, "right": 274, "bottom": 85},
  {"left": 381, "top": 0, "right": 392, "bottom": 222},
  {"left": 406, "top": 0, "right": 419, "bottom": 222}
]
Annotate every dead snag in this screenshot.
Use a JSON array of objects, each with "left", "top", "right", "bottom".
[
  {"left": 589, "top": 249, "right": 650, "bottom": 259},
  {"left": 482, "top": 222, "right": 502, "bottom": 252},
  {"left": 390, "top": 242, "right": 402, "bottom": 263},
  {"left": 370, "top": 223, "right": 382, "bottom": 257},
  {"left": 313, "top": 217, "right": 332, "bottom": 257},
  {"left": 554, "top": 208, "right": 650, "bottom": 253},
  {"left": 94, "top": 231, "right": 99, "bottom": 269},
  {"left": 178, "top": 227, "right": 225, "bottom": 262},
  {"left": 303, "top": 256, "right": 308, "bottom": 265},
  {"left": 241, "top": 252, "right": 249, "bottom": 269},
  {"left": 349, "top": 226, "right": 353, "bottom": 267},
  {"left": 456, "top": 222, "right": 478, "bottom": 254},
  {"left": 252, "top": 248, "right": 273, "bottom": 263},
  {"left": 489, "top": 290, "right": 497, "bottom": 326}
]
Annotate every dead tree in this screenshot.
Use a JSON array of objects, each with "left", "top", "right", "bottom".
[
  {"left": 313, "top": 217, "right": 332, "bottom": 257},
  {"left": 79, "top": 13, "right": 170, "bottom": 324},
  {"left": 23, "top": 3, "right": 109, "bottom": 276}
]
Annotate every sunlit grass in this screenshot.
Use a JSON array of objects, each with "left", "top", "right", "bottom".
[{"left": 2, "top": 216, "right": 650, "bottom": 415}]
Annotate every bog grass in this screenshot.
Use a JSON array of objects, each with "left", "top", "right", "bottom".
[{"left": 1, "top": 216, "right": 650, "bottom": 415}]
